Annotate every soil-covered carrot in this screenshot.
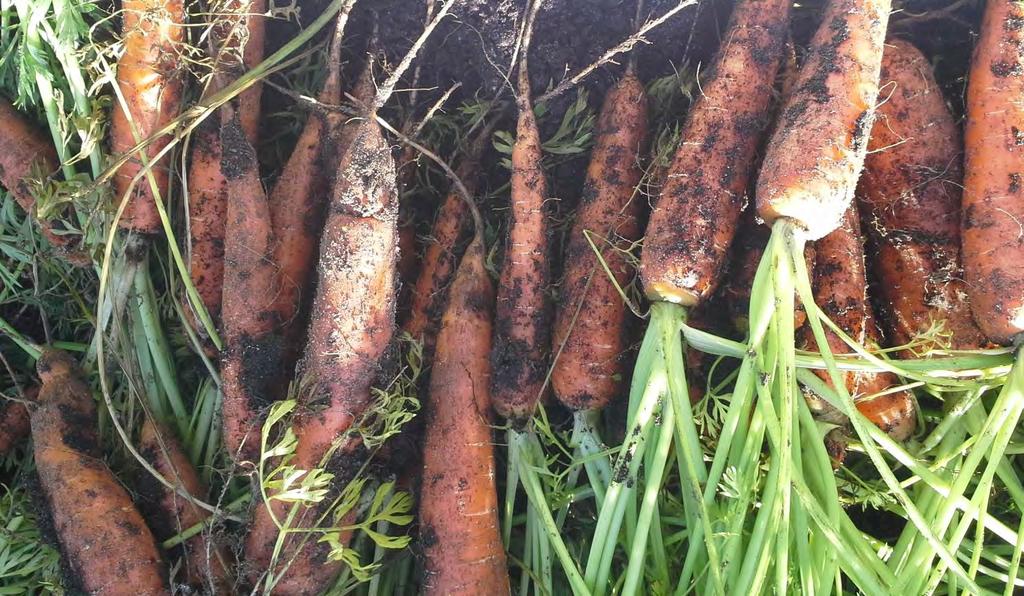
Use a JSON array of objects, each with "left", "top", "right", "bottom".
[
  {"left": 110, "top": 0, "right": 185, "bottom": 235},
  {"left": 640, "top": 0, "right": 792, "bottom": 305},
  {"left": 245, "top": 118, "right": 398, "bottom": 594},
  {"left": 551, "top": 70, "right": 648, "bottom": 411},
  {"left": 756, "top": 0, "right": 891, "bottom": 240},
  {"left": 218, "top": 111, "right": 283, "bottom": 462},
  {"left": 420, "top": 234, "right": 509, "bottom": 595},
  {"left": 962, "top": 0, "right": 1024, "bottom": 345},
  {"left": 29, "top": 349, "right": 168, "bottom": 594},
  {"left": 858, "top": 39, "right": 985, "bottom": 351},
  {"left": 800, "top": 207, "right": 916, "bottom": 441},
  {"left": 1, "top": 97, "right": 87, "bottom": 263},
  {"left": 403, "top": 127, "right": 490, "bottom": 356},
  {"left": 137, "top": 420, "right": 233, "bottom": 593},
  {"left": 186, "top": 0, "right": 267, "bottom": 328},
  {"left": 0, "top": 393, "right": 31, "bottom": 455}
]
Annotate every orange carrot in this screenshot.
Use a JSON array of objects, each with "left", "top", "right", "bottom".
[
  {"left": 961, "top": 0, "right": 1024, "bottom": 345},
  {"left": 29, "top": 349, "right": 168, "bottom": 594},
  {"left": 110, "top": 0, "right": 185, "bottom": 234},
  {"left": 640, "top": 0, "right": 792, "bottom": 304},
  {"left": 551, "top": 70, "right": 648, "bottom": 411},
  {"left": 420, "top": 233, "right": 509, "bottom": 595},
  {"left": 137, "top": 420, "right": 233, "bottom": 593},
  {"left": 756, "top": 0, "right": 892, "bottom": 240},
  {"left": 218, "top": 110, "right": 283, "bottom": 462},
  {"left": 186, "top": 0, "right": 267, "bottom": 328},
  {"left": 858, "top": 39, "right": 985, "bottom": 351}
]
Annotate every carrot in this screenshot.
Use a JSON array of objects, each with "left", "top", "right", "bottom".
[
  {"left": 403, "top": 127, "right": 490, "bottom": 356},
  {"left": 0, "top": 393, "right": 31, "bottom": 455},
  {"left": 29, "top": 349, "right": 168, "bottom": 595},
  {"left": 186, "top": 0, "right": 267, "bottom": 328},
  {"left": 218, "top": 110, "right": 283, "bottom": 462},
  {"left": 245, "top": 117, "right": 398, "bottom": 594},
  {"left": 110, "top": 0, "right": 185, "bottom": 235},
  {"left": 420, "top": 233, "right": 509, "bottom": 595},
  {"left": 756, "top": 0, "right": 892, "bottom": 240},
  {"left": 137, "top": 420, "right": 233, "bottom": 593},
  {"left": 858, "top": 39, "right": 985, "bottom": 351},
  {"left": 640, "top": 0, "right": 792, "bottom": 305},
  {"left": 962, "top": 0, "right": 1024, "bottom": 346},
  {"left": 551, "top": 70, "right": 648, "bottom": 412},
  {"left": 0, "top": 97, "right": 88, "bottom": 264},
  {"left": 800, "top": 207, "right": 917, "bottom": 441}
]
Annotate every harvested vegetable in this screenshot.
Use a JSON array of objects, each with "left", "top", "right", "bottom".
[{"left": 0, "top": 393, "right": 31, "bottom": 455}]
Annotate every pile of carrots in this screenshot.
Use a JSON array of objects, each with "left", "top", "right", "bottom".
[{"left": 1, "top": 0, "right": 1023, "bottom": 592}]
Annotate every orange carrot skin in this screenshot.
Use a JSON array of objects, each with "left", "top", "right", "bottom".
[
  {"left": 420, "top": 236, "right": 510, "bottom": 595},
  {"left": 111, "top": 0, "right": 185, "bottom": 234},
  {"left": 0, "top": 396, "right": 31, "bottom": 454},
  {"left": 640, "top": 0, "right": 792, "bottom": 304},
  {"left": 801, "top": 208, "right": 916, "bottom": 441},
  {"left": 245, "top": 119, "right": 397, "bottom": 594},
  {"left": 962, "top": 0, "right": 1024, "bottom": 345},
  {"left": 858, "top": 39, "right": 985, "bottom": 351},
  {"left": 219, "top": 113, "right": 283, "bottom": 462},
  {"left": 186, "top": 0, "right": 266, "bottom": 329},
  {"left": 0, "top": 98, "right": 88, "bottom": 264},
  {"left": 137, "top": 420, "right": 233, "bottom": 593},
  {"left": 756, "top": 0, "right": 892, "bottom": 240},
  {"left": 551, "top": 72, "right": 648, "bottom": 411},
  {"left": 30, "top": 349, "right": 168, "bottom": 595},
  {"left": 491, "top": 100, "right": 551, "bottom": 424}
]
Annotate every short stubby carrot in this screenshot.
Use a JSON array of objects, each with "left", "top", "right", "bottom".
[
  {"left": 858, "top": 39, "right": 985, "bottom": 351},
  {"left": 961, "top": 0, "right": 1024, "bottom": 345},
  {"left": 420, "top": 235, "right": 510, "bottom": 596},
  {"left": 29, "top": 349, "right": 169, "bottom": 595},
  {"left": 801, "top": 207, "right": 916, "bottom": 441},
  {"left": 640, "top": 0, "right": 792, "bottom": 305},
  {"left": 756, "top": 0, "right": 892, "bottom": 240},
  {"left": 110, "top": 0, "right": 186, "bottom": 235},
  {"left": 551, "top": 70, "right": 648, "bottom": 412}
]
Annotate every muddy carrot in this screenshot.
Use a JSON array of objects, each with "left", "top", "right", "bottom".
[
  {"left": 137, "top": 420, "right": 233, "bottom": 593},
  {"left": 110, "top": 0, "right": 185, "bottom": 234},
  {"left": 551, "top": 70, "right": 648, "bottom": 411},
  {"left": 858, "top": 39, "right": 985, "bottom": 351},
  {"left": 0, "top": 393, "right": 31, "bottom": 455},
  {"left": 961, "top": 0, "right": 1024, "bottom": 346},
  {"left": 640, "top": 0, "right": 792, "bottom": 305},
  {"left": 800, "top": 207, "right": 916, "bottom": 441},
  {"left": 29, "top": 349, "right": 168, "bottom": 595},
  {"left": 756, "top": 0, "right": 891, "bottom": 240}
]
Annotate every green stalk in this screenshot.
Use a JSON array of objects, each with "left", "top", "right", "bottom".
[{"left": 571, "top": 410, "right": 611, "bottom": 508}]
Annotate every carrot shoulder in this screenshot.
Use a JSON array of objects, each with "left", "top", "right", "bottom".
[
  {"left": 30, "top": 349, "right": 168, "bottom": 595},
  {"left": 962, "top": 0, "right": 1024, "bottom": 345},
  {"left": 420, "top": 235, "right": 509, "bottom": 595},
  {"left": 640, "top": 0, "right": 792, "bottom": 304},
  {"left": 551, "top": 71, "right": 648, "bottom": 411},
  {"left": 110, "top": 0, "right": 185, "bottom": 234},
  {"left": 858, "top": 39, "right": 985, "bottom": 351},
  {"left": 756, "top": 0, "right": 892, "bottom": 240}
]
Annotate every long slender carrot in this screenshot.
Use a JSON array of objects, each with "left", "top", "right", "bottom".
[
  {"left": 187, "top": 0, "right": 267, "bottom": 328},
  {"left": 800, "top": 207, "right": 916, "bottom": 441},
  {"left": 858, "top": 39, "right": 985, "bottom": 351},
  {"left": 962, "top": 0, "right": 1024, "bottom": 346},
  {"left": 1, "top": 97, "right": 88, "bottom": 264},
  {"left": 551, "top": 69, "right": 648, "bottom": 412},
  {"left": 137, "top": 420, "right": 233, "bottom": 594},
  {"left": 0, "top": 393, "right": 31, "bottom": 455},
  {"left": 403, "top": 126, "right": 491, "bottom": 356},
  {"left": 756, "top": 0, "right": 892, "bottom": 240},
  {"left": 29, "top": 349, "right": 168, "bottom": 595},
  {"left": 245, "top": 117, "right": 398, "bottom": 595},
  {"left": 218, "top": 109, "right": 283, "bottom": 462},
  {"left": 110, "top": 0, "right": 185, "bottom": 234},
  {"left": 640, "top": 0, "right": 792, "bottom": 305},
  {"left": 420, "top": 233, "right": 509, "bottom": 595}
]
